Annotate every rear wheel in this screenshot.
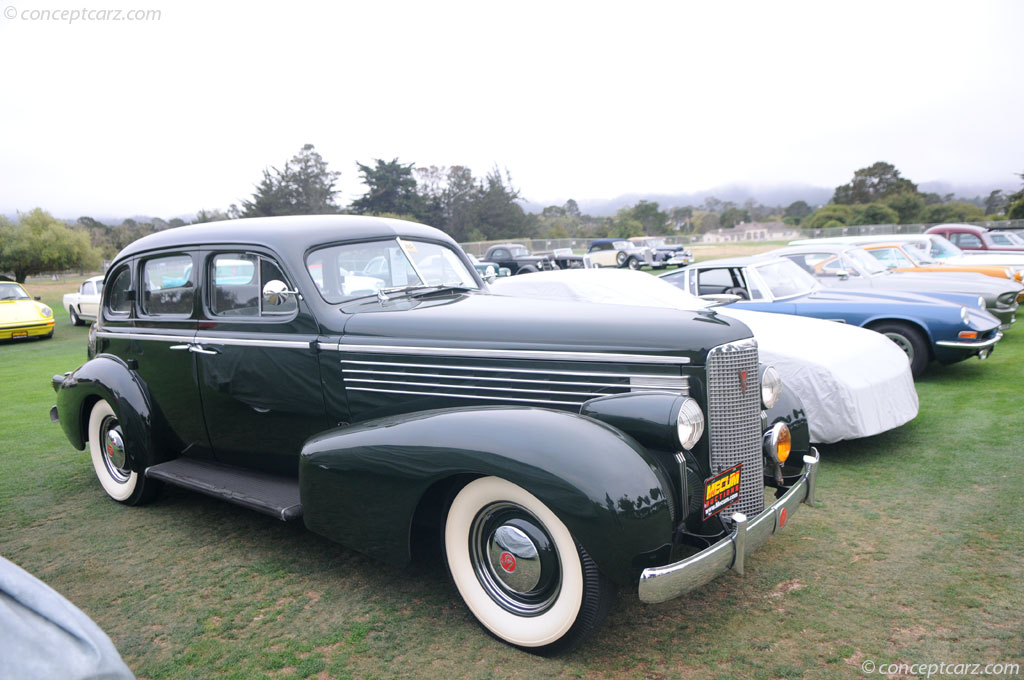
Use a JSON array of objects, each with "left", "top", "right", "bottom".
[
  {"left": 444, "top": 476, "right": 614, "bottom": 655},
  {"left": 871, "top": 322, "right": 929, "bottom": 378},
  {"left": 87, "top": 400, "right": 160, "bottom": 505},
  {"left": 616, "top": 251, "right": 627, "bottom": 266}
]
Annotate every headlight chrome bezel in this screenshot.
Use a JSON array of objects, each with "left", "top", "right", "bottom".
[
  {"left": 960, "top": 306, "right": 970, "bottom": 325},
  {"left": 675, "top": 397, "right": 705, "bottom": 450}
]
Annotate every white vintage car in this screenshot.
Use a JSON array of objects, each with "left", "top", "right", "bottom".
[
  {"left": 62, "top": 276, "right": 104, "bottom": 325},
  {"left": 492, "top": 268, "right": 920, "bottom": 443}
]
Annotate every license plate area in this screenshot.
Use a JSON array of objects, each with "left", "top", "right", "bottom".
[{"left": 703, "top": 463, "right": 741, "bottom": 520}]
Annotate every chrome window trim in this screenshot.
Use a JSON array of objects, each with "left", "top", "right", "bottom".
[
  {"left": 96, "top": 331, "right": 311, "bottom": 349},
  {"left": 321, "top": 342, "right": 689, "bottom": 365}
]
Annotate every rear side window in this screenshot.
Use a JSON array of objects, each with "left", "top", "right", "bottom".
[
  {"left": 141, "top": 254, "right": 194, "bottom": 316},
  {"left": 106, "top": 267, "right": 132, "bottom": 316},
  {"left": 952, "top": 233, "right": 982, "bottom": 249}
]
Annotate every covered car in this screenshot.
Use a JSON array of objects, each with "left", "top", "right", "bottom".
[{"left": 492, "top": 268, "right": 919, "bottom": 443}]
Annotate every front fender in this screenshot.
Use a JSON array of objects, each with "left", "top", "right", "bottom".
[
  {"left": 299, "top": 406, "right": 676, "bottom": 586},
  {"left": 54, "top": 354, "right": 159, "bottom": 472},
  {"left": 764, "top": 382, "right": 810, "bottom": 481}
]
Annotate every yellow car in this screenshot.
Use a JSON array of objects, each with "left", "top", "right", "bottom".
[{"left": 0, "top": 281, "right": 55, "bottom": 340}]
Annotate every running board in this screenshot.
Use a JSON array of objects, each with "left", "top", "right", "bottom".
[{"left": 146, "top": 458, "right": 302, "bottom": 521}]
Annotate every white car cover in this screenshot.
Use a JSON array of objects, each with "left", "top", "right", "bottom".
[{"left": 491, "top": 269, "right": 918, "bottom": 443}]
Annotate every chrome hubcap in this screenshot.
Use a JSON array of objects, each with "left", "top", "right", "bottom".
[
  {"left": 469, "top": 502, "right": 560, "bottom": 616},
  {"left": 884, "top": 332, "right": 914, "bottom": 361},
  {"left": 100, "top": 417, "right": 130, "bottom": 483}
]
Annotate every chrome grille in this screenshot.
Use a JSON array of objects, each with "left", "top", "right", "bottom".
[
  {"left": 706, "top": 338, "right": 763, "bottom": 519},
  {"left": 340, "top": 356, "right": 688, "bottom": 411}
]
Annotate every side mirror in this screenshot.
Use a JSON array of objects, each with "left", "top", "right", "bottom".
[
  {"left": 262, "top": 280, "right": 299, "bottom": 306},
  {"left": 34, "top": 296, "right": 41, "bottom": 301},
  {"left": 483, "top": 266, "right": 498, "bottom": 284}
]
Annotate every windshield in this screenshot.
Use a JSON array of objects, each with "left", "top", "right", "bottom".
[
  {"left": 509, "top": 245, "right": 529, "bottom": 257},
  {"left": 0, "top": 283, "right": 30, "bottom": 300},
  {"left": 612, "top": 241, "right": 631, "bottom": 250},
  {"left": 306, "top": 238, "right": 480, "bottom": 304},
  {"left": 846, "top": 247, "right": 888, "bottom": 274},
  {"left": 924, "top": 235, "right": 964, "bottom": 260},
  {"left": 754, "top": 259, "right": 818, "bottom": 298},
  {"left": 990, "top": 232, "right": 1023, "bottom": 246}
]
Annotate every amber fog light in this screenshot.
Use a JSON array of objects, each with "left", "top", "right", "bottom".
[{"left": 765, "top": 422, "right": 791, "bottom": 464}]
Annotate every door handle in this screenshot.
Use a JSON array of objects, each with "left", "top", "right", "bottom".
[
  {"left": 169, "top": 344, "right": 192, "bottom": 351},
  {"left": 190, "top": 344, "right": 220, "bottom": 355}
]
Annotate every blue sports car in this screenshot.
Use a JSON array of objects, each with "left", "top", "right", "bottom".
[{"left": 661, "top": 256, "right": 1002, "bottom": 378}]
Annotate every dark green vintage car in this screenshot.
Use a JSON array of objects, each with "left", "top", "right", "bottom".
[{"left": 50, "top": 215, "right": 819, "bottom": 655}]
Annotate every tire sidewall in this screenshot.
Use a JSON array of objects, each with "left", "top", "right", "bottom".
[
  {"left": 88, "top": 400, "right": 139, "bottom": 502},
  {"left": 444, "top": 477, "right": 584, "bottom": 648},
  {"left": 874, "top": 323, "right": 928, "bottom": 377}
]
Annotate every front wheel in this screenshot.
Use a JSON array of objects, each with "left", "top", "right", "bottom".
[
  {"left": 627, "top": 257, "right": 641, "bottom": 270},
  {"left": 444, "top": 477, "right": 614, "bottom": 655},
  {"left": 871, "top": 322, "right": 929, "bottom": 378},
  {"left": 87, "top": 400, "right": 160, "bottom": 505},
  {"left": 69, "top": 306, "right": 83, "bottom": 326}
]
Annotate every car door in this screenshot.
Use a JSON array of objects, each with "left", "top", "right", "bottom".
[
  {"left": 194, "top": 250, "right": 327, "bottom": 476},
  {"left": 80, "top": 280, "right": 101, "bottom": 319},
  {"left": 128, "top": 251, "right": 211, "bottom": 459}
]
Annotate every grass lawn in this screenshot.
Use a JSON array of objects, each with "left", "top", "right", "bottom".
[{"left": 1, "top": 275, "right": 1021, "bottom": 679}]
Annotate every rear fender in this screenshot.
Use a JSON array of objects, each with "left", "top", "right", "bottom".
[
  {"left": 54, "top": 354, "right": 160, "bottom": 472},
  {"left": 299, "top": 406, "right": 676, "bottom": 585}
]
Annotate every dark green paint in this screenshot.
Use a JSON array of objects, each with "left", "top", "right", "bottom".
[{"left": 299, "top": 406, "right": 675, "bottom": 586}]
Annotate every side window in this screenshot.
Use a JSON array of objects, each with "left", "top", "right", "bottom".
[
  {"left": 141, "top": 254, "right": 194, "bottom": 316},
  {"left": 954, "top": 233, "right": 983, "bottom": 249},
  {"left": 211, "top": 253, "right": 259, "bottom": 316},
  {"left": 209, "top": 253, "right": 297, "bottom": 318},
  {"left": 697, "top": 268, "right": 735, "bottom": 294},
  {"left": 492, "top": 249, "right": 509, "bottom": 259},
  {"left": 105, "top": 267, "right": 133, "bottom": 316}
]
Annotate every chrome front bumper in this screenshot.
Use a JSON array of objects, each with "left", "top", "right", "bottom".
[
  {"left": 935, "top": 332, "right": 1002, "bottom": 349},
  {"left": 638, "top": 448, "right": 820, "bottom": 604}
]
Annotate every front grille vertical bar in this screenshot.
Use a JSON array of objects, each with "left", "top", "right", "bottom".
[{"left": 706, "top": 339, "right": 764, "bottom": 519}]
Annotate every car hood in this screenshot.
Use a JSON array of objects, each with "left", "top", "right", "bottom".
[
  {"left": 334, "top": 291, "right": 750, "bottom": 366},
  {"left": 841, "top": 271, "right": 1020, "bottom": 299},
  {"left": 0, "top": 300, "right": 47, "bottom": 324}
]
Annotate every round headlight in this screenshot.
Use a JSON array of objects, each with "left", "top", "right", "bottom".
[
  {"left": 675, "top": 397, "right": 704, "bottom": 450},
  {"left": 960, "top": 306, "right": 970, "bottom": 324},
  {"left": 761, "top": 366, "right": 782, "bottom": 409},
  {"left": 41, "top": 305, "right": 53, "bottom": 317}
]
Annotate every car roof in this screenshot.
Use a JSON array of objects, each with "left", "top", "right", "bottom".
[
  {"left": 771, "top": 243, "right": 859, "bottom": 255},
  {"left": 789, "top": 234, "right": 928, "bottom": 246},
  {"left": 689, "top": 255, "right": 785, "bottom": 267},
  {"left": 112, "top": 215, "right": 456, "bottom": 265},
  {"left": 927, "top": 223, "right": 986, "bottom": 234}
]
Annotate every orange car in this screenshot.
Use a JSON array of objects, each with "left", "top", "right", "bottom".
[{"left": 864, "top": 240, "right": 1024, "bottom": 284}]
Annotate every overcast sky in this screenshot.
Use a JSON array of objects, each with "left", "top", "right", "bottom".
[{"left": 1, "top": 0, "right": 1021, "bottom": 219}]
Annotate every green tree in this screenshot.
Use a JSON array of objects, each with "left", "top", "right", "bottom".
[
  {"left": 803, "top": 204, "right": 855, "bottom": 230},
  {"left": 850, "top": 203, "right": 899, "bottom": 225},
  {"left": 921, "top": 201, "right": 985, "bottom": 223},
  {"left": 239, "top": 144, "right": 341, "bottom": 217},
  {"left": 883, "top": 192, "right": 925, "bottom": 223},
  {"left": 719, "top": 207, "right": 750, "bottom": 229},
  {"left": 832, "top": 162, "right": 918, "bottom": 205},
  {"left": 984, "top": 190, "right": 1007, "bottom": 215},
  {"left": 0, "top": 209, "right": 102, "bottom": 282},
  {"left": 784, "top": 201, "right": 813, "bottom": 222},
  {"left": 350, "top": 158, "right": 426, "bottom": 219},
  {"left": 628, "top": 200, "right": 668, "bottom": 234}
]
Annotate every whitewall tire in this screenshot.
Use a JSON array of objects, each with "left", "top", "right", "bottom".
[
  {"left": 444, "top": 476, "right": 613, "bottom": 655},
  {"left": 87, "top": 400, "right": 156, "bottom": 504}
]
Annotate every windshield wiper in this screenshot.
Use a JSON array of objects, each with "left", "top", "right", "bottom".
[{"left": 405, "top": 283, "right": 476, "bottom": 298}]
